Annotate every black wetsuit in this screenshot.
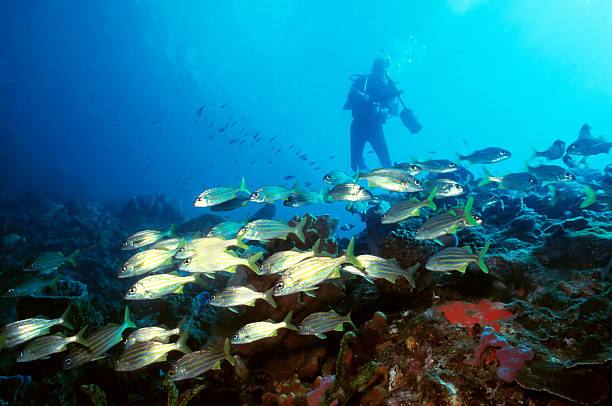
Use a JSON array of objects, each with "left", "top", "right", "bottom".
[{"left": 344, "top": 74, "right": 398, "bottom": 171}]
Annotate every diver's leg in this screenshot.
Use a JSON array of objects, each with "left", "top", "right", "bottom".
[
  {"left": 350, "top": 120, "right": 367, "bottom": 171},
  {"left": 370, "top": 124, "right": 392, "bottom": 168}
]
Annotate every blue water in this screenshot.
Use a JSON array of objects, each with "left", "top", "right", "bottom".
[{"left": 1, "top": 0, "right": 611, "bottom": 220}]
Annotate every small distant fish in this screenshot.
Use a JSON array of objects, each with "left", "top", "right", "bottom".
[
  {"left": 196, "top": 105, "right": 204, "bottom": 115},
  {"left": 194, "top": 178, "right": 250, "bottom": 207},
  {"left": 0, "top": 306, "right": 73, "bottom": 349},
  {"left": 284, "top": 175, "right": 296, "bottom": 180},
  {"left": 297, "top": 310, "right": 356, "bottom": 339},
  {"left": 305, "top": 182, "right": 312, "bottom": 187},
  {"left": 220, "top": 103, "right": 227, "bottom": 109},
  {"left": 17, "top": 326, "right": 88, "bottom": 362},
  {"left": 343, "top": 256, "right": 418, "bottom": 287},
  {"left": 238, "top": 218, "right": 306, "bottom": 243},
  {"left": 530, "top": 140, "right": 565, "bottom": 161},
  {"left": 340, "top": 224, "right": 355, "bottom": 231},
  {"left": 231, "top": 311, "right": 297, "bottom": 344},
  {"left": 478, "top": 170, "right": 538, "bottom": 191},
  {"left": 329, "top": 155, "right": 336, "bottom": 159},
  {"left": 358, "top": 169, "right": 422, "bottom": 193},
  {"left": 527, "top": 164, "right": 574, "bottom": 182},
  {"left": 426, "top": 240, "right": 490, "bottom": 274},
  {"left": 329, "top": 183, "right": 376, "bottom": 202},
  {"left": 209, "top": 286, "right": 277, "bottom": 312},
  {"left": 382, "top": 188, "right": 437, "bottom": 224},
  {"left": 125, "top": 317, "right": 187, "bottom": 347},
  {"left": 115, "top": 329, "right": 190, "bottom": 372},
  {"left": 458, "top": 147, "right": 512, "bottom": 164},
  {"left": 125, "top": 273, "right": 206, "bottom": 300},
  {"left": 168, "top": 338, "right": 235, "bottom": 381},
  {"left": 24, "top": 250, "right": 80, "bottom": 273},
  {"left": 412, "top": 159, "right": 458, "bottom": 173},
  {"left": 121, "top": 226, "right": 175, "bottom": 250}
]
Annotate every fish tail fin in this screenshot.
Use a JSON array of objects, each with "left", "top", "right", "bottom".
[
  {"left": 283, "top": 310, "right": 298, "bottom": 331},
  {"left": 547, "top": 185, "right": 558, "bottom": 206},
  {"left": 246, "top": 252, "right": 264, "bottom": 273},
  {"left": 346, "top": 310, "right": 357, "bottom": 330},
  {"left": 406, "top": 263, "right": 419, "bottom": 288},
  {"left": 580, "top": 185, "right": 598, "bottom": 208},
  {"left": 528, "top": 146, "right": 537, "bottom": 162},
  {"left": 425, "top": 187, "right": 437, "bottom": 210},
  {"left": 67, "top": 249, "right": 80, "bottom": 267},
  {"left": 124, "top": 306, "right": 137, "bottom": 329},
  {"left": 291, "top": 180, "right": 300, "bottom": 192},
  {"left": 223, "top": 338, "right": 235, "bottom": 366},
  {"left": 264, "top": 287, "right": 278, "bottom": 308},
  {"left": 312, "top": 238, "right": 321, "bottom": 256},
  {"left": 464, "top": 197, "right": 478, "bottom": 226},
  {"left": 48, "top": 274, "right": 61, "bottom": 293},
  {"left": 60, "top": 305, "right": 73, "bottom": 330},
  {"left": 176, "top": 327, "right": 191, "bottom": 354},
  {"left": 353, "top": 168, "right": 361, "bottom": 182},
  {"left": 177, "top": 315, "right": 189, "bottom": 333},
  {"left": 293, "top": 217, "right": 307, "bottom": 244},
  {"left": 75, "top": 325, "right": 89, "bottom": 347},
  {"left": 476, "top": 240, "right": 491, "bottom": 274},
  {"left": 239, "top": 177, "right": 250, "bottom": 195},
  {"left": 235, "top": 237, "right": 249, "bottom": 251},
  {"left": 193, "top": 274, "right": 208, "bottom": 288},
  {"left": 477, "top": 168, "right": 492, "bottom": 187},
  {"left": 344, "top": 238, "right": 363, "bottom": 268},
  {"left": 455, "top": 152, "right": 464, "bottom": 161},
  {"left": 168, "top": 223, "right": 176, "bottom": 236},
  {"left": 320, "top": 188, "right": 329, "bottom": 203}
]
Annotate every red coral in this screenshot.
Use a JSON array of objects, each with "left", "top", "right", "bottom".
[{"left": 437, "top": 299, "right": 513, "bottom": 331}]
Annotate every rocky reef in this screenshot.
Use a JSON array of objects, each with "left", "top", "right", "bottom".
[{"left": 0, "top": 189, "right": 611, "bottom": 405}]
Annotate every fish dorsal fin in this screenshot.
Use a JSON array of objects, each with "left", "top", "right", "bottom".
[
  {"left": 579, "top": 123, "right": 592, "bottom": 139},
  {"left": 462, "top": 246, "right": 472, "bottom": 254}
]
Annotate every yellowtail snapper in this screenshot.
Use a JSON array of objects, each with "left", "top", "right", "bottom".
[
  {"left": 24, "top": 250, "right": 80, "bottom": 273},
  {"left": 0, "top": 305, "right": 73, "bottom": 349},
  {"left": 426, "top": 240, "right": 491, "bottom": 273},
  {"left": 297, "top": 310, "right": 356, "bottom": 339},
  {"left": 168, "top": 338, "right": 235, "bottom": 381},
  {"left": 238, "top": 218, "right": 306, "bottom": 243},
  {"left": 382, "top": 188, "right": 437, "bottom": 224},
  {"left": 323, "top": 170, "right": 357, "bottom": 185},
  {"left": 478, "top": 169, "right": 538, "bottom": 191},
  {"left": 273, "top": 238, "right": 362, "bottom": 296},
  {"left": 343, "top": 256, "right": 418, "bottom": 288},
  {"left": 231, "top": 311, "right": 298, "bottom": 344},
  {"left": 415, "top": 197, "right": 479, "bottom": 241},
  {"left": 329, "top": 183, "right": 375, "bottom": 202},
  {"left": 179, "top": 251, "right": 262, "bottom": 275},
  {"left": 121, "top": 225, "right": 175, "bottom": 250},
  {"left": 257, "top": 240, "right": 320, "bottom": 275},
  {"left": 125, "top": 316, "right": 187, "bottom": 347},
  {"left": 194, "top": 177, "right": 250, "bottom": 207},
  {"left": 458, "top": 147, "right": 511, "bottom": 164},
  {"left": 358, "top": 168, "right": 423, "bottom": 193},
  {"left": 17, "top": 325, "right": 88, "bottom": 362},
  {"left": 125, "top": 273, "right": 207, "bottom": 300},
  {"left": 209, "top": 286, "right": 277, "bottom": 312},
  {"left": 3, "top": 274, "right": 61, "bottom": 297},
  {"left": 118, "top": 248, "right": 178, "bottom": 278},
  {"left": 63, "top": 306, "right": 136, "bottom": 369},
  {"left": 115, "top": 328, "right": 191, "bottom": 372}
]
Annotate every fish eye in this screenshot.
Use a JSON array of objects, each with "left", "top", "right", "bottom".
[
  {"left": 168, "top": 370, "right": 175, "bottom": 377},
  {"left": 297, "top": 326, "right": 303, "bottom": 331},
  {"left": 414, "top": 180, "right": 421, "bottom": 186},
  {"left": 128, "top": 287, "right": 136, "bottom": 295},
  {"left": 323, "top": 175, "right": 330, "bottom": 180},
  {"left": 120, "top": 266, "right": 127, "bottom": 272},
  {"left": 196, "top": 197, "right": 202, "bottom": 201},
  {"left": 449, "top": 163, "right": 456, "bottom": 167},
  {"left": 211, "top": 295, "right": 216, "bottom": 300},
  {"left": 252, "top": 192, "right": 259, "bottom": 197},
  {"left": 232, "top": 334, "right": 239, "bottom": 340},
  {"left": 19, "top": 352, "right": 23, "bottom": 357},
  {"left": 183, "top": 258, "right": 191, "bottom": 265},
  {"left": 275, "top": 282, "right": 284, "bottom": 290},
  {"left": 7, "top": 288, "right": 15, "bottom": 295},
  {"left": 178, "top": 248, "right": 184, "bottom": 254},
  {"left": 64, "top": 358, "right": 72, "bottom": 367}
]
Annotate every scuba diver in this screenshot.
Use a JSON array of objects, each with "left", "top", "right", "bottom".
[{"left": 344, "top": 57, "right": 398, "bottom": 171}]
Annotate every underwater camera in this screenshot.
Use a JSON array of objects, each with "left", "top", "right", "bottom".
[{"left": 400, "top": 108, "right": 422, "bottom": 134}]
